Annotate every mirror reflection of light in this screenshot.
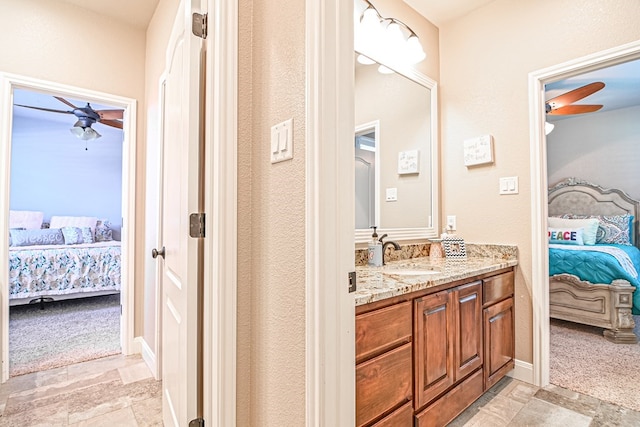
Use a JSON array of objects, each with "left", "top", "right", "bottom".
[
  {"left": 378, "top": 65, "right": 395, "bottom": 74},
  {"left": 357, "top": 54, "right": 376, "bottom": 65}
]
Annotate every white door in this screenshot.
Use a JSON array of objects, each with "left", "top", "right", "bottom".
[{"left": 158, "top": 0, "right": 204, "bottom": 425}]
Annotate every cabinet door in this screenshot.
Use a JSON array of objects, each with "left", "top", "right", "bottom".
[
  {"left": 454, "top": 281, "right": 483, "bottom": 381},
  {"left": 414, "top": 290, "right": 454, "bottom": 410},
  {"left": 484, "top": 297, "right": 515, "bottom": 389}
]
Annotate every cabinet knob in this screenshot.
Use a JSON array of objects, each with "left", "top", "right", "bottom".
[{"left": 152, "top": 246, "right": 165, "bottom": 259}]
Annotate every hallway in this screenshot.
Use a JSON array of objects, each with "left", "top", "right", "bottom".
[{"left": 0, "top": 354, "right": 161, "bottom": 426}]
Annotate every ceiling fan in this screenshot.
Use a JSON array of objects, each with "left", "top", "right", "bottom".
[
  {"left": 14, "top": 96, "right": 124, "bottom": 140},
  {"left": 545, "top": 81, "right": 605, "bottom": 116}
]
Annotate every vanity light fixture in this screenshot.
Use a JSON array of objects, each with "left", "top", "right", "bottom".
[{"left": 355, "top": 0, "right": 426, "bottom": 68}]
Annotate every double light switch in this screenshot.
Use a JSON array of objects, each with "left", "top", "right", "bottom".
[{"left": 271, "top": 118, "right": 293, "bottom": 164}]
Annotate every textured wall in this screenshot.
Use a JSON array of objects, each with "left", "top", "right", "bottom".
[
  {"left": 238, "top": 0, "right": 307, "bottom": 424},
  {"left": 0, "top": 0, "right": 147, "bottom": 335},
  {"left": 439, "top": 0, "right": 640, "bottom": 363}
]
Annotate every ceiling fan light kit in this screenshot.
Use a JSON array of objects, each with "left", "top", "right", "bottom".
[
  {"left": 354, "top": 0, "right": 426, "bottom": 71},
  {"left": 13, "top": 96, "right": 123, "bottom": 145}
]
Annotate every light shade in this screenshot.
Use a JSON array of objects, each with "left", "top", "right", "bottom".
[
  {"left": 355, "top": 0, "right": 426, "bottom": 68},
  {"left": 70, "top": 126, "right": 102, "bottom": 141},
  {"left": 545, "top": 121, "right": 555, "bottom": 135}
]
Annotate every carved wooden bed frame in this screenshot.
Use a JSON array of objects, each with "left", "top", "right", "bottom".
[{"left": 548, "top": 177, "right": 639, "bottom": 344}]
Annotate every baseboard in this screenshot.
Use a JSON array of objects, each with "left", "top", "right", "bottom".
[
  {"left": 137, "top": 336, "right": 159, "bottom": 380},
  {"left": 508, "top": 358, "right": 534, "bottom": 385}
]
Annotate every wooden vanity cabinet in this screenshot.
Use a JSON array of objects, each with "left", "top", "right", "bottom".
[
  {"left": 483, "top": 270, "right": 515, "bottom": 389},
  {"left": 414, "top": 281, "right": 483, "bottom": 426},
  {"left": 356, "top": 268, "right": 515, "bottom": 427},
  {"left": 356, "top": 301, "right": 413, "bottom": 427}
]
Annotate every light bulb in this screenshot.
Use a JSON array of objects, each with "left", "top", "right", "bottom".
[
  {"left": 385, "top": 21, "right": 404, "bottom": 47},
  {"left": 407, "top": 35, "right": 426, "bottom": 64}
]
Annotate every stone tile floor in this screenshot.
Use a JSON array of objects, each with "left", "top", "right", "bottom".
[
  {"left": 451, "top": 376, "right": 640, "bottom": 426},
  {"left": 2, "top": 356, "right": 640, "bottom": 426},
  {"left": 0, "top": 354, "right": 161, "bottom": 426}
]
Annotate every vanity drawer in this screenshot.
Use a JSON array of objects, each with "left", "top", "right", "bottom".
[
  {"left": 356, "top": 301, "right": 412, "bottom": 363},
  {"left": 356, "top": 343, "right": 413, "bottom": 427},
  {"left": 483, "top": 271, "right": 514, "bottom": 306}
]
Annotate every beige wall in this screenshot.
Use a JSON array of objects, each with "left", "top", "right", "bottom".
[
  {"left": 439, "top": 0, "right": 640, "bottom": 363},
  {"left": 238, "top": 0, "right": 307, "bottom": 424},
  {"left": 0, "top": 0, "right": 147, "bottom": 335}
]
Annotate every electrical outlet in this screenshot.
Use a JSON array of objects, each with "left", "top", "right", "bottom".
[{"left": 447, "top": 215, "right": 456, "bottom": 231}]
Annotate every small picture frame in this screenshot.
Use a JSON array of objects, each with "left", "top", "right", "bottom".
[
  {"left": 442, "top": 237, "right": 467, "bottom": 259},
  {"left": 463, "top": 135, "right": 493, "bottom": 167}
]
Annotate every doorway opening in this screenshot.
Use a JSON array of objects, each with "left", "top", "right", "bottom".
[
  {"left": 529, "top": 40, "right": 640, "bottom": 388},
  {"left": 0, "top": 74, "right": 137, "bottom": 382}
]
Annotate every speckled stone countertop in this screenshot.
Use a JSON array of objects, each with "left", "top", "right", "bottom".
[{"left": 354, "top": 244, "right": 518, "bottom": 306}]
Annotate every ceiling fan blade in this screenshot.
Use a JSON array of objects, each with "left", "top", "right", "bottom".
[
  {"left": 13, "top": 104, "right": 72, "bottom": 115},
  {"left": 54, "top": 96, "right": 79, "bottom": 109},
  {"left": 546, "top": 82, "right": 605, "bottom": 110},
  {"left": 99, "top": 119, "right": 124, "bottom": 129},
  {"left": 547, "top": 104, "right": 603, "bottom": 115},
  {"left": 96, "top": 109, "right": 124, "bottom": 120}
]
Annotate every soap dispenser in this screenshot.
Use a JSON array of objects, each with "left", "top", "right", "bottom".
[{"left": 368, "top": 226, "right": 383, "bottom": 267}]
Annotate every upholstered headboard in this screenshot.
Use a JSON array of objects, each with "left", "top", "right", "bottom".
[{"left": 548, "top": 177, "right": 640, "bottom": 246}]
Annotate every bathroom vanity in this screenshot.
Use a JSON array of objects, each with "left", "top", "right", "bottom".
[{"left": 355, "top": 250, "right": 517, "bottom": 427}]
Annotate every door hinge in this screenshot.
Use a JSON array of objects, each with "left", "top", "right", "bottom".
[
  {"left": 348, "top": 271, "right": 357, "bottom": 293},
  {"left": 189, "top": 418, "right": 204, "bottom": 427},
  {"left": 192, "top": 13, "right": 208, "bottom": 39},
  {"left": 190, "top": 213, "right": 206, "bottom": 238}
]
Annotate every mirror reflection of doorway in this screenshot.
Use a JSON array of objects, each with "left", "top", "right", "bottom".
[{"left": 355, "top": 121, "right": 379, "bottom": 230}]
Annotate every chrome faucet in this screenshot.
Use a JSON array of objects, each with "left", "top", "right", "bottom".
[{"left": 378, "top": 234, "right": 401, "bottom": 265}]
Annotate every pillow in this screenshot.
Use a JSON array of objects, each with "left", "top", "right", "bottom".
[
  {"left": 61, "top": 226, "right": 94, "bottom": 245},
  {"left": 8, "top": 227, "right": 25, "bottom": 247},
  {"left": 9, "top": 210, "right": 44, "bottom": 230},
  {"left": 548, "top": 227, "right": 584, "bottom": 245},
  {"left": 50, "top": 216, "right": 99, "bottom": 235},
  {"left": 95, "top": 219, "right": 113, "bottom": 242},
  {"left": 9, "top": 228, "right": 64, "bottom": 247},
  {"left": 556, "top": 214, "right": 633, "bottom": 246},
  {"left": 548, "top": 217, "right": 599, "bottom": 245}
]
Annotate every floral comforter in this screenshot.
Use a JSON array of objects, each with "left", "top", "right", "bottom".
[{"left": 8, "top": 241, "right": 121, "bottom": 300}]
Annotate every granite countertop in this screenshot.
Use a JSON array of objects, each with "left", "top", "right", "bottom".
[{"left": 354, "top": 246, "right": 518, "bottom": 306}]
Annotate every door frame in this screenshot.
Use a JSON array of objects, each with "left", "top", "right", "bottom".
[
  {"left": 528, "top": 39, "right": 640, "bottom": 387},
  {"left": 0, "top": 73, "right": 137, "bottom": 382},
  {"left": 305, "top": 0, "right": 356, "bottom": 424},
  {"left": 202, "top": 0, "right": 238, "bottom": 424}
]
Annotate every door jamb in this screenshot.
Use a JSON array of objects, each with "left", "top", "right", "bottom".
[
  {"left": 305, "top": 0, "right": 356, "bottom": 424},
  {"left": 0, "top": 73, "right": 137, "bottom": 382},
  {"left": 529, "top": 39, "right": 640, "bottom": 387}
]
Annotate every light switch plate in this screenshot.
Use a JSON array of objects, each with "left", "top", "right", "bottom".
[
  {"left": 386, "top": 188, "right": 398, "bottom": 202},
  {"left": 271, "top": 118, "right": 293, "bottom": 164},
  {"left": 499, "top": 176, "right": 519, "bottom": 195}
]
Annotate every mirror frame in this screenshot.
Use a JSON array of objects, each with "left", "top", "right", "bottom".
[{"left": 354, "top": 51, "right": 439, "bottom": 244}]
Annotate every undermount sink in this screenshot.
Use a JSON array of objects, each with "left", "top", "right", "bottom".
[{"left": 382, "top": 269, "right": 440, "bottom": 276}]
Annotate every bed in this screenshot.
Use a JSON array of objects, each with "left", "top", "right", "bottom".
[
  {"left": 8, "top": 211, "right": 121, "bottom": 306},
  {"left": 548, "top": 177, "right": 640, "bottom": 343}
]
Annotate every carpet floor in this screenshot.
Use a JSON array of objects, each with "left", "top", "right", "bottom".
[
  {"left": 550, "top": 315, "right": 640, "bottom": 411},
  {"left": 9, "top": 294, "right": 121, "bottom": 377}
]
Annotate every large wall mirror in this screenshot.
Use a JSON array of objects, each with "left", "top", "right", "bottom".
[{"left": 354, "top": 52, "right": 439, "bottom": 243}]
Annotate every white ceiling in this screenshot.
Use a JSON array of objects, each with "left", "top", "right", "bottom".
[
  {"left": 403, "top": 0, "right": 497, "bottom": 26},
  {"left": 58, "top": 0, "right": 159, "bottom": 29}
]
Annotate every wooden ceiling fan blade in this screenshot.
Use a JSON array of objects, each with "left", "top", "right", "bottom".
[
  {"left": 546, "top": 82, "right": 605, "bottom": 110},
  {"left": 99, "top": 119, "right": 124, "bottom": 129},
  {"left": 13, "top": 104, "right": 72, "bottom": 114},
  {"left": 97, "top": 109, "right": 124, "bottom": 120},
  {"left": 54, "top": 96, "right": 78, "bottom": 109},
  {"left": 547, "top": 104, "right": 603, "bottom": 115}
]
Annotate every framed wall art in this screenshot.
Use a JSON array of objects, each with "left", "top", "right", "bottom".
[{"left": 442, "top": 237, "right": 467, "bottom": 260}]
